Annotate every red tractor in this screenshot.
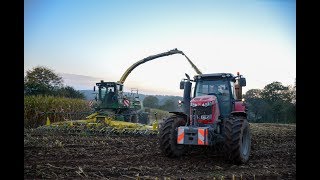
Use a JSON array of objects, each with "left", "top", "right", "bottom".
[{"left": 159, "top": 72, "right": 250, "bottom": 164}]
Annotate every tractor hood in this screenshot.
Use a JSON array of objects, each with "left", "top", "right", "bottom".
[{"left": 190, "top": 95, "right": 217, "bottom": 107}]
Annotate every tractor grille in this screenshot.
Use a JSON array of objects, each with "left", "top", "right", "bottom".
[
  {"left": 191, "top": 106, "right": 212, "bottom": 120},
  {"left": 192, "top": 106, "right": 212, "bottom": 115}
]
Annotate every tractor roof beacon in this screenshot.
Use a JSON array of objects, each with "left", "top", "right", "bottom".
[{"left": 159, "top": 72, "right": 251, "bottom": 164}]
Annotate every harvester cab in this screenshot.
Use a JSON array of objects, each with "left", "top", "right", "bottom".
[
  {"left": 92, "top": 80, "right": 147, "bottom": 124},
  {"left": 160, "top": 72, "right": 251, "bottom": 164},
  {"left": 94, "top": 81, "right": 129, "bottom": 110}
]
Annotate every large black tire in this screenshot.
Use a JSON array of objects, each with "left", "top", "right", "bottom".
[
  {"left": 122, "top": 110, "right": 131, "bottom": 122},
  {"left": 223, "top": 116, "right": 251, "bottom": 164},
  {"left": 130, "top": 112, "right": 138, "bottom": 123},
  {"left": 159, "top": 115, "right": 188, "bottom": 157},
  {"left": 138, "top": 112, "right": 149, "bottom": 125},
  {"left": 122, "top": 109, "right": 136, "bottom": 123}
]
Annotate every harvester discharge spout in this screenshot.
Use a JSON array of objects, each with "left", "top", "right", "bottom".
[{"left": 118, "top": 48, "right": 202, "bottom": 84}]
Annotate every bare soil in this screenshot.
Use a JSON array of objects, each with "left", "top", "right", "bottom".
[{"left": 24, "top": 123, "right": 296, "bottom": 179}]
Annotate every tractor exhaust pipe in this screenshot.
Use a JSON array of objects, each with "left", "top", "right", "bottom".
[{"left": 183, "top": 80, "right": 192, "bottom": 116}]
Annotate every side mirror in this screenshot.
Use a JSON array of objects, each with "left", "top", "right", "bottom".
[
  {"left": 239, "top": 78, "right": 246, "bottom": 87},
  {"left": 93, "top": 86, "right": 96, "bottom": 91},
  {"left": 119, "top": 85, "right": 123, "bottom": 91},
  {"left": 180, "top": 81, "right": 185, "bottom": 89}
]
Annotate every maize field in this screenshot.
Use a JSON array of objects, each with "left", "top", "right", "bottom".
[{"left": 24, "top": 96, "right": 93, "bottom": 128}]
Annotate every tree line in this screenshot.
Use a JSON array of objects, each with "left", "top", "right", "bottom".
[
  {"left": 244, "top": 81, "right": 296, "bottom": 123},
  {"left": 24, "top": 66, "right": 85, "bottom": 99},
  {"left": 142, "top": 95, "right": 182, "bottom": 112}
]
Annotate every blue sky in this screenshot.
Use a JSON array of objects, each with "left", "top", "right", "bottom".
[{"left": 24, "top": 0, "right": 296, "bottom": 95}]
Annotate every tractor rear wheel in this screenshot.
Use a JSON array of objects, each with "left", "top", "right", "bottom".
[
  {"left": 159, "top": 115, "right": 188, "bottom": 157},
  {"left": 223, "top": 116, "right": 251, "bottom": 164}
]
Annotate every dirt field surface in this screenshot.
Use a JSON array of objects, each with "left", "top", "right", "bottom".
[{"left": 24, "top": 123, "right": 296, "bottom": 179}]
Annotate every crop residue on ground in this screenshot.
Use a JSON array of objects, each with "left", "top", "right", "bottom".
[{"left": 24, "top": 123, "right": 296, "bottom": 179}]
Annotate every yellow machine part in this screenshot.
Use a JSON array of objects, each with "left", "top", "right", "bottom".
[{"left": 48, "top": 114, "right": 158, "bottom": 134}]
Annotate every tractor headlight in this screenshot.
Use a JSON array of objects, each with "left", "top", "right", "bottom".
[
  {"left": 190, "top": 102, "right": 198, "bottom": 107},
  {"left": 202, "top": 101, "right": 213, "bottom": 107},
  {"left": 201, "top": 115, "right": 212, "bottom": 120}
]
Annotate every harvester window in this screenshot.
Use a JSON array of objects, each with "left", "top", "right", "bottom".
[
  {"left": 108, "top": 87, "right": 115, "bottom": 92},
  {"left": 106, "top": 87, "right": 116, "bottom": 103},
  {"left": 99, "top": 87, "right": 107, "bottom": 100},
  {"left": 116, "top": 85, "right": 121, "bottom": 92}
]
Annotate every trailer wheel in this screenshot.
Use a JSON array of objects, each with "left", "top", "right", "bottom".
[
  {"left": 223, "top": 116, "right": 251, "bottom": 164},
  {"left": 159, "top": 115, "right": 188, "bottom": 157}
]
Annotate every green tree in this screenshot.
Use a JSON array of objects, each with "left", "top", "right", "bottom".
[
  {"left": 261, "top": 82, "right": 292, "bottom": 104},
  {"left": 143, "top": 96, "right": 159, "bottom": 108},
  {"left": 244, "top": 89, "right": 271, "bottom": 122},
  {"left": 55, "top": 86, "right": 85, "bottom": 99},
  {"left": 284, "top": 102, "right": 296, "bottom": 123},
  {"left": 24, "top": 66, "right": 63, "bottom": 95},
  {"left": 292, "top": 79, "right": 296, "bottom": 105},
  {"left": 260, "top": 81, "right": 295, "bottom": 123},
  {"left": 290, "top": 79, "right": 296, "bottom": 123},
  {"left": 24, "top": 66, "right": 84, "bottom": 99},
  {"left": 159, "top": 99, "right": 176, "bottom": 111},
  {"left": 244, "top": 81, "right": 296, "bottom": 123}
]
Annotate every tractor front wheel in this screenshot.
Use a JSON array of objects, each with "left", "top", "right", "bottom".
[
  {"left": 138, "top": 112, "right": 149, "bottom": 125},
  {"left": 122, "top": 109, "right": 137, "bottom": 123},
  {"left": 223, "top": 116, "right": 251, "bottom": 164},
  {"left": 159, "top": 115, "right": 188, "bottom": 157}
]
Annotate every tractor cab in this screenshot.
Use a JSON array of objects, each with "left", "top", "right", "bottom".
[
  {"left": 94, "top": 81, "right": 125, "bottom": 110},
  {"left": 180, "top": 72, "right": 246, "bottom": 121},
  {"left": 193, "top": 73, "right": 245, "bottom": 118}
]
